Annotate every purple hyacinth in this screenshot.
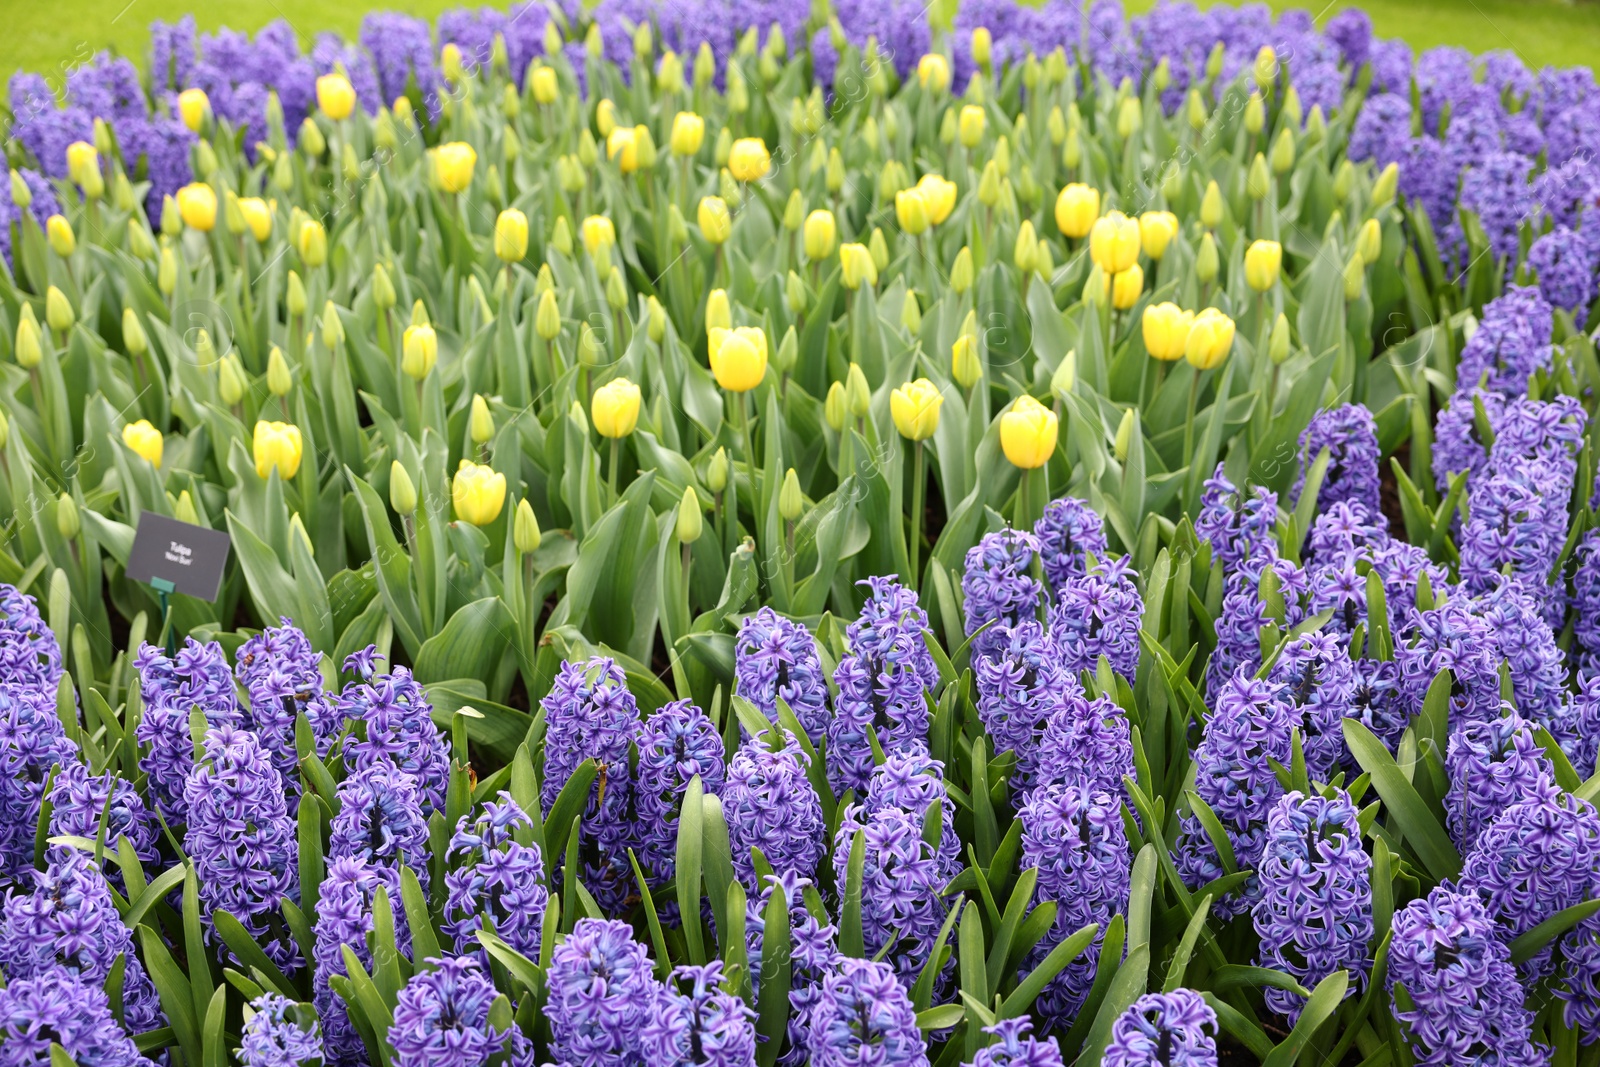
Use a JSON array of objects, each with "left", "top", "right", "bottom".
[
  {"left": 136, "top": 638, "right": 242, "bottom": 824},
  {"left": 1103, "top": 990, "right": 1218, "bottom": 1067},
  {"left": 1205, "top": 558, "right": 1310, "bottom": 698},
  {"left": 337, "top": 656, "right": 451, "bottom": 812},
  {"left": 827, "top": 577, "right": 939, "bottom": 794},
  {"left": 974, "top": 620, "right": 1078, "bottom": 787},
  {"left": 833, "top": 803, "right": 953, "bottom": 985},
  {"left": 1446, "top": 708, "right": 1554, "bottom": 856},
  {"left": 1305, "top": 500, "right": 1388, "bottom": 573},
  {"left": 1173, "top": 674, "right": 1297, "bottom": 918},
  {"left": 546, "top": 918, "right": 659, "bottom": 1066},
  {"left": 443, "top": 795, "right": 548, "bottom": 961},
  {"left": 46, "top": 762, "right": 159, "bottom": 876},
  {"left": 1559, "top": 910, "right": 1600, "bottom": 1042},
  {"left": 539, "top": 656, "right": 640, "bottom": 815},
  {"left": 1459, "top": 459, "right": 1570, "bottom": 620},
  {"left": 962, "top": 529, "right": 1044, "bottom": 660},
  {"left": 183, "top": 725, "right": 301, "bottom": 971},
  {"left": 0, "top": 584, "right": 65, "bottom": 695},
  {"left": 745, "top": 871, "right": 841, "bottom": 1067},
  {"left": 1389, "top": 887, "right": 1543, "bottom": 1066},
  {"left": 315, "top": 856, "right": 403, "bottom": 1066},
  {"left": 1347, "top": 658, "right": 1409, "bottom": 751},
  {"left": 0, "top": 687, "right": 77, "bottom": 883},
  {"left": 1294, "top": 404, "right": 1382, "bottom": 519},
  {"left": 390, "top": 955, "right": 532, "bottom": 1067},
  {"left": 361, "top": 13, "right": 443, "bottom": 109},
  {"left": 1034, "top": 691, "right": 1134, "bottom": 803},
  {"left": 1394, "top": 598, "right": 1504, "bottom": 728},
  {"left": 241, "top": 994, "right": 324, "bottom": 1067},
  {"left": 1034, "top": 496, "right": 1108, "bottom": 594},
  {"left": 0, "top": 846, "right": 163, "bottom": 1032},
  {"left": 635, "top": 699, "right": 726, "bottom": 881},
  {"left": 1324, "top": 8, "right": 1371, "bottom": 70},
  {"left": 807, "top": 957, "right": 929, "bottom": 1067},
  {"left": 965, "top": 1017, "right": 1065, "bottom": 1067},
  {"left": 1459, "top": 782, "right": 1600, "bottom": 978},
  {"left": 1194, "top": 466, "right": 1278, "bottom": 580},
  {"left": 1267, "top": 631, "right": 1356, "bottom": 780},
  {"left": 1459, "top": 152, "right": 1535, "bottom": 263},
  {"left": 736, "top": 607, "right": 829, "bottom": 742},
  {"left": 1252, "top": 790, "right": 1372, "bottom": 1022},
  {"left": 1477, "top": 582, "right": 1565, "bottom": 725},
  {"left": 1367, "top": 38, "right": 1413, "bottom": 96},
  {"left": 641, "top": 961, "right": 758, "bottom": 1067},
  {"left": 1454, "top": 286, "right": 1554, "bottom": 396},
  {"left": 1047, "top": 555, "right": 1143, "bottom": 681},
  {"left": 1575, "top": 533, "right": 1600, "bottom": 678},
  {"left": 1020, "top": 780, "right": 1131, "bottom": 1024},
  {"left": 1349, "top": 93, "right": 1411, "bottom": 165},
  {"left": 0, "top": 968, "right": 148, "bottom": 1067},
  {"left": 858, "top": 745, "right": 959, "bottom": 871},
  {"left": 149, "top": 16, "right": 198, "bottom": 91},
  {"left": 236, "top": 620, "right": 333, "bottom": 775},
  {"left": 7, "top": 74, "right": 93, "bottom": 180},
  {"left": 329, "top": 762, "right": 431, "bottom": 888},
  {"left": 724, "top": 730, "right": 825, "bottom": 890},
  {"left": 1533, "top": 156, "right": 1600, "bottom": 232},
  {"left": 1529, "top": 224, "right": 1597, "bottom": 316}
]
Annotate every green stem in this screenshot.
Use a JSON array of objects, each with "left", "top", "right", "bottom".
[
  {"left": 733, "top": 391, "right": 753, "bottom": 489},
  {"left": 909, "top": 440, "right": 925, "bottom": 591},
  {"left": 608, "top": 437, "right": 620, "bottom": 503},
  {"left": 1013, "top": 467, "right": 1031, "bottom": 530},
  {"left": 1183, "top": 369, "right": 1200, "bottom": 460}
]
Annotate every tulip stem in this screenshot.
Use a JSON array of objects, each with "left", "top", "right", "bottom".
[
  {"left": 1183, "top": 370, "right": 1200, "bottom": 461},
  {"left": 909, "top": 440, "right": 925, "bottom": 592},
  {"left": 608, "top": 438, "right": 620, "bottom": 503},
  {"left": 733, "top": 391, "right": 753, "bottom": 491}
]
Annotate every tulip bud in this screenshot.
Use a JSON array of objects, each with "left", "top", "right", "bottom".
[
  {"left": 1116, "top": 96, "right": 1141, "bottom": 139},
  {"left": 121, "top": 307, "right": 148, "bottom": 358},
  {"left": 46, "top": 286, "right": 74, "bottom": 335},
  {"left": 668, "top": 204, "right": 688, "bottom": 246},
  {"left": 1254, "top": 45, "right": 1277, "bottom": 91},
  {"left": 158, "top": 245, "right": 178, "bottom": 295},
  {"left": 1109, "top": 407, "right": 1135, "bottom": 463},
  {"left": 1244, "top": 92, "right": 1265, "bottom": 135},
  {"left": 57, "top": 493, "right": 80, "bottom": 540},
  {"left": 695, "top": 42, "right": 716, "bottom": 87},
  {"left": 265, "top": 345, "right": 293, "bottom": 397},
  {"left": 46, "top": 215, "right": 75, "bottom": 257},
  {"left": 1013, "top": 219, "right": 1038, "bottom": 273},
  {"left": 531, "top": 289, "right": 561, "bottom": 342},
  {"left": 780, "top": 189, "right": 805, "bottom": 234},
  {"left": 515, "top": 498, "right": 542, "bottom": 552},
  {"left": 1246, "top": 153, "right": 1270, "bottom": 201},
  {"left": 578, "top": 130, "right": 599, "bottom": 168},
  {"left": 1062, "top": 126, "right": 1081, "bottom": 170},
  {"left": 1185, "top": 88, "right": 1208, "bottom": 132},
  {"left": 495, "top": 208, "right": 530, "bottom": 263},
  {"left": 778, "top": 468, "right": 803, "bottom": 521},
  {"left": 869, "top": 228, "right": 889, "bottom": 272},
  {"left": 8, "top": 171, "right": 29, "bottom": 210},
  {"left": 1281, "top": 86, "right": 1303, "bottom": 129},
  {"left": 218, "top": 352, "right": 248, "bottom": 405},
  {"left": 1244, "top": 239, "right": 1282, "bottom": 292},
  {"left": 705, "top": 447, "right": 730, "bottom": 494},
  {"left": 698, "top": 196, "right": 732, "bottom": 245},
  {"left": 127, "top": 219, "right": 154, "bottom": 260},
  {"left": 901, "top": 290, "right": 921, "bottom": 334},
  {"left": 298, "top": 218, "right": 328, "bottom": 267},
  {"left": 705, "top": 289, "right": 731, "bottom": 334},
  {"left": 839, "top": 243, "right": 877, "bottom": 290},
  {"left": 1306, "top": 105, "right": 1327, "bottom": 143},
  {"left": 273, "top": 151, "right": 295, "bottom": 192},
  {"left": 1269, "top": 312, "right": 1291, "bottom": 365},
  {"left": 194, "top": 140, "right": 218, "bottom": 178},
  {"left": 464, "top": 394, "right": 494, "bottom": 445},
  {"left": 1200, "top": 180, "right": 1223, "bottom": 229},
  {"left": 845, "top": 362, "right": 870, "bottom": 417},
  {"left": 299, "top": 117, "right": 326, "bottom": 157},
  {"left": 824, "top": 382, "right": 847, "bottom": 431},
  {"left": 286, "top": 271, "right": 307, "bottom": 317},
  {"left": 1270, "top": 127, "right": 1295, "bottom": 174},
  {"left": 321, "top": 301, "right": 344, "bottom": 349},
  {"left": 647, "top": 296, "right": 667, "bottom": 342},
  {"left": 952, "top": 333, "right": 981, "bottom": 389},
  {"left": 1195, "top": 232, "right": 1220, "bottom": 283},
  {"left": 1112, "top": 264, "right": 1143, "bottom": 309},
  {"left": 605, "top": 267, "right": 628, "bottom": 312},
  {"left": 579, "top": 322, "right": 604, "bottom": 366},
  {"left": 1343, "top": 251, "right": 1365, "bottom": 301},
  {"left": 999, "top": 395, "right": 1058, "bottom": 469},
  {"left": 402, "top": 324, "right": 438, "bottom": 379},
  {"left": 15, "top": 307, "right": 42, "bottom": 369},
  {"left": 775, "top": 325, "right": 798, "bottom": 375},
  {"left": 168, "top": 489, "right": 197, "bottom": 525},
  {"left": 1051, "top": 349, "right": 1077, "bottom": 398},
  {"left": 1357, "top": 218, "right": 1382, "bottom": 266},
  {"left": 776, "top": 272, "right": 804, "bottom": 319},
  {"left": 1371, "top": 162, "right": 1399, "bottom": 208},
  {"left": 826, "top": 148, "right": 845, "bottom": 194},
  {"left": 551, "top": 215, "right": 574, "bottom": 257}
]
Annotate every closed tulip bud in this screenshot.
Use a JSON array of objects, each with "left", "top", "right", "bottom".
[
  {"left": 46, "top": 215, "right": 74, "bottom": 257},
  {"left": 1142, "top": 302, "right": 1195, "bottom": 361},
  {"left": 775, "top": 325, "right": 798, "bottom": 374},
  {"left": 522, "top": 64, "right": 557, "bottom": 106},
  {"left": 1253, "top": 45, "right": 1277, "bottom": 91},
  {"left": 869, "top": 228, "right": 889, "bottom": 272},
  {"left": 1139, "top": 211, "right": 1178, "bottom": 260},
  {"left": 951, "top": 333, "right": 982, "bottom": 388},
  {"left": 1204, "top": 40, "right": 1225, "bottom": 79},
  {"left": 385, "top": 462, "right": 418, "bottom": 519},
  {"left": 8, "top": 171, "right": 29, "bottom": 211},
  {"left": 116, "top": 309, "right": 148, "bottom": 361},
  {"left": 1116, "top": 96, "right": 1142, "bottom": 139},
  {"left": 1343, "top": 251, "right": 1365, "bottom": 301},
  {"left": 719, "top": 168, "right": 741, "bottom": 207},
  {"left": 1306, "top": 105, "right": 1326, "bottom": 143},
  {"left": 845, "top": 362, "right": 871, "bottom": 417},
  {"left": 159, "top": 194, "right": 182, "bottom": 237},
  {"left": 785, "top": 271, "right": 807, "bottom": 315},
  {"left": 177, "top": 87, "right": 209, "bottom": 132},
  {"left": 56, "top": 493, "right": 80, "bottom": 540},
  {"left": 895, "top": 188, "right": 931, "bottom": 236},
  {"left": 698, "top": 196, "right": 732, "bottom": 245},
  {"left": 824, "top": 382, "right": 847, "bottom": 430},
  {"left": 694, "top": 42, "right": 716, "bottom": 87},
  {"left": 673, "top": 486, "right": 702, "bottom": 544},
  {"left": 1043, "top": 107, "right": 1065, "bottom": 147},
  {"left": 492, "top": 208, "right": 529, "bottom": 263},
  {"left": 1112, "top": 264, "right": 1144, "bottom": 309},
  {"left": 177, "top": 182, "right": 217, "bottom": 231},
  {"left": 581, "top": 215, "right": 616, "bottom": 258},
  {"left": 1199, "top": 180, "right": 1223, "bottom": 229},
  {"left": 1103, "top": 408, "right": 1131, "bottom": 464},
  {"left": 939, "top": 108, "right": 957, "bottom": 145},
  {"left": 949, "top": 246, "right": 975, "bottom": 295},
  {"left": 127, "top": 219, "right": 153, "bottom": 259},
  {"left": 1184, "top": 307, "right": 1235, "bottom": 370},
  {"left": 708, "top": 327, "right": 767, "bottom": 392},
  {"left": 1062, "top": 126, "right": 1081, "bottom": 169},
  {"left": 366, "top": 265, "right": 394, "bottom": 314},
  {"left": 839, "top": 243, "right": 877, "bottom": 290},
  {"left": 1014, "top": 219, "right": 1038, "bottom": 272},
  {"left": 1035, "top": 238, "right": 1053, "bottom": 278},
  {"left": 890, "top": 378, "right": 943, "bottom": 441},
  {"left": 728, "top": 137, "right": 770, "bottom": 182},
  {"left": 1269, "top": 312, "right": 1291, "bottom": 365},
  {"left": 453, "top": 461, "right": 507, "bottom": 526},
  {"left": 579, "top": 322, "right": 604, "bottom": 366},
  {"left": 579, "top": 129, "right": 600, "bottom": 167},
  {"left": 158, "top": 245, "right": 178, "bottom": 295},
  {"left": 636, "top": 296, "right": 661, "bottom": 343},
  {"left": 238, "top": 197, "right": 272, "bottom": 243},
  {"left": 799, "top": 210, "right": 836, "bottom": 264},
  {"left": 402, "top": 324, "right": 437, "bottom": 380},
  {"left": 1281, "top": 85, "right": 1303, "bottom": 129},
  {"left": 917, "top": 53, "right": 951, "bottom": 92},
  {"left": 1195, "top": 231, "right": 1220, "bottom": 283},
  {"left": 664, "top": 112, "right": 704, "bottom": 160},
  {"left": 774, "top": 467, "right": 802, "bottom": 521},
  {"left": 461, "top": 394, "right": 492, "bottom": 446},
  {"left": 286, "top": 270, "right": 307, "bottom": 317},
  {"left": 117, "top": 418, "right": 162, "bottom": 468},
  {"left": 1153, "top": 56, "right": 1172, "bottom": 92},
  {"left": 901, "top": 290, "right": 922, "bottom": 334},
  {"left": 705, "top": 289, "right": 731, "bottom": 333},
  {"left": 46, "top": 286, "right": 74, "bottom": 334},
  {"left": 977, "top": 160, "right": 1002, "bottom": 206},
  {"left": 1089, "top": 211, "right": 1141, "bottom": 275},
  {"left": 1054, "top": 182, "right": 1099, "bottom": 238},
  {"left": 657, "top": 50, "right": 685, "bottom": 94},
  {"left": 218, "top": 352, "right": 248, "bottom": 405},
  {"left": 633, "top": 125, "right": 658, "bottom": 170},
  {"left": 317, "top": 72, "right": 355, "bottom": 119},
  {"left": 604, "top": 268, "right": 628, "bottom": 311},
  {"left": 958, "top": 105, "right": 985, "bottom": 148},
  {"left": 297, "top": 118, "right": 326, "bottom": 160},
  {"left": 297, "top": 218, "right": 327, "bottom": 266},
  {"left": 264, "top": 345, "right": 292, "bottom": 397},
  {"left": 507, "top": 497, "right": 540, "bottom": 553},
  {"left": 440, "top": 42, "right": 466, "bottom": 82},
  {"left": 1371, "top": 162, "right": 1399, "bottom": 208},
  {"left": 1270, "top": 127, "right": 1295, "bottom": 175},
  {"left": 1051, "top": 349, "right": 1077, "bottom": 399},
  {"left": 321, "top": 302, "right": 344, "bottom": 350},
  {"left": 253, "top": 420, "right": 304, "bottom": 480},
  {"left": 916, "top": 173, "right": 957, "bottom": 224},
  {"left": 193, "top": 329, "right": 217, "bottom": 366},
  {"left": 167, "top": 488, "right": 196, "bottom": 525},
  {"left": 1244, "top": 239, "right": 1282, "bottom": 291},
  {"left": 436, "top": 141, "right": 477, "bottom": 192},
  {"left": 542, "top": 216, "right": 570, "bottom": 258},
  {"left": 1019, "top": 164, "right": 1040, "bottom": 207},
  {"left": 1357, "top": 218, "right": 1382, "bottom": 265},
  {"left": 1000, "top": 395, "right": 1058, "bottom": 469},
  {"left": 1247, "top": 153, "right": 1270, "bottom": 200},
  {"left": 707, "top": 446, "right": 730, "bottom": 492},
  {"left": 1244, "top": 91, "right": 1265, "bottom": 135},
  {"left": 272, "top": 150, "right": 294, "bottom": 192},
  {"left": 1186, "top": 88, "right": 1208, "bottom": 131},
  {"left": 825, "top": 148, "right": 845, "bottom": 194}
]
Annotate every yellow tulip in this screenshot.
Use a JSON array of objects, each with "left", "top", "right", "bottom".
[
  {"left": 592, "top": 377, "right": 643, "bottom": 438},
  {"left": 890, "top": 378, "right": 943, "bottom": 441},
  {"left": 46, "top": 215, "right": 75, "bottom": 257},
  {"left": 1142, "top": 303, "right": 1194, "bottom": 361},
  {"left": 917, "top": 54, "right": 950, "bottom": 92},
  {"left": 895, "top": 188, "right": 930, "bottom": 236},
  {"left": 253, "top": 420, "right": 304, "bottom": 480},
  {"left": 708, "top": 326, "right": 768, "bottom": 392},
  {"left": 698, "top": 196, "right": 732, "bottom": 244},
  {"left": 1054, "top": 183, "right": 1100, "bottom": 238},
  {"left": 177, "top": 88, "right": 209, "bottom": 132},
  {"left": 1138, "top": 211, "right": 1178, "bottom": 260},
  {"left": 531, "top": 66, "right": 559, "bottom": 105},
  {"left": 297, "top": 218, "right": 327, "bottom": 266},
  {"left": 316, "top": 73, "right": 356, "bottom": 120},
  {"left": 66, "top": 142, "right": 98, "bottom": 187},
  {"left": 176, "top": 182, "right": 217, "bottom": 232},
  {"left": 839, "top": 242, "right": 878, "bottom": 290},
  {"left": 121, "top": 420, "right": 163, "bottom": 467},
  {"left": 595, "top": 99, "right": 618, "bottom": 137},
  {"left": 804, "top": 209, "right": 837, "bottom": 261},
  {"left": 1244, "top": 239, "right": 1283, "bottom": 292},
  {"left": 670, "top": 111, "right": 705, "bottom": 156},
  {"left": 435, "top": 141, "right": 477, "bottom": 192},
  {"left": 1111, "top": 264, "right": 1144, "bottom": 310},
  {"left": 952, "top": 333, "right": 982, "bottom": 389},
  {"left": 402, "top": 324, "right": 438, "bottom": 380},
  {"left": 1184, "top": 308, "right": 1236, "bottom": 370},
  {"left": 581, "top": 215, "right": 617, "bottom": 256},
  {"left": 234, "top": 197, "right": 270, "bottom": 243},
  {"left": 1089, "top": 210, "right": 1140, "bottom": 274},
  {"left": 452, "top": 461, "right": 507, "bottom": 526},
  {"left": 958, "top": 105, "right": 985, "bottom": 147},
  {"left": 606, "top": 126, "right": 639, "bottom": 173},
  {"left": 916, "top": 173, "right": 957, "bottom": 225},
  {"left": 515, "top": 497, "right": 543, "bottom": 552},
  {"left": 999, "top": 395, "right": 1058, "bottom": 469},
  {"left": 706, "top": 289, "right": 731, "bottom": 332},
  {"left": 1199, "top": 180, "right": 1223, "bottom": 229},
  {"left": 495, "top": 208, "right": 529, "bottom": 262},
  {"left": 1357, "top": 218, "right": 1382, "bottom": 265},
  {"left": 728, "top": 137, "right": 770, "bottom": 182}
]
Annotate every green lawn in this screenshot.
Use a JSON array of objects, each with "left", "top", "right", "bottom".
[{"left": 5, "top": 0, "right": 1597, "bottom": 86}]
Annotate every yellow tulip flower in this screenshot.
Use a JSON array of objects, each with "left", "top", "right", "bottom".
[
  {"left": 895, "top": 188, "right": 930, "bottom": 236},
  {"left": 452, "top": 461, "right": 507, "bottom": 526},
  {"left": 1184, "top": 308, "right": 1236, "bottom": 370},
  {"left": 890, "top": 378, "right": 943, "bottom": 441},
  {"left": 1138, "top": 211, "right": 1178, "bottom": 260},
  {"left": 708, "top": 326, "right": 768, "bottom": 392},
  {"left": 402, "top": 324, "right": 438, "bottom": 380},
  {"left": 1244, "top": 239, "right": 1283, "bottom": 292},
  {"left": 1000, "top": 395, "right": 1059, "bottom": 469},
  {"left": 435, "top": 141, "right": 478, "bottom": 193},
  {"left": 592, "top": 377, "right": 643, "bottom": 438},
  {"left": 1054, "top": 183, "right": 1099, "bottom": 238},
  {"left": 1089, "top": 210, "right": 1140, "bottom": 275},
  {"left": 804, "top": 209, "right": 837, "bottom": 261},
  {"left": 670, "top": 111, "right": 705, "bottom": 156},
  {"left": 698, "top": 196, "right": 732, "bottom": 245},
  {"left": 495, "top": 208, "right": 529, "bottom": 262},
  {"left": 121, "top": 420, "right": 163, "bottom": 467},
  {"left": 915, "top": 173, "right": 957, "bottom": 225},
  {"left": 917, "top": 54, "right": 950, "bottom": 92},
  {"left": 581, "top": 215, "right": 616, "bottom": 256},
  {"left": 176, "top": 182, "right": 218, "bottom": 232},
  {"left": 1142, "top": 303, "right": 1194, "bottom": 361},
  {"left": 531, "top": 67, "right": 559, "bottom": 105},
  {"left": 316, "top": 73, "right": 356, "bottom": 120},
  {"left": 839, "top": 242, "right": 878, "bottom": 290},
  {"left": 253, "top": 420, "right": 304, "bottom": 480},
  {"left": 727, "top": 137, "right": 770, "bottom": 182},
  {"left": 238, "top": 197, "right": 273, "bottom": 243},
  {"left": 1111, "top": 263, "right": 1144, "bottom": 310},
  {"left": 177, "top": 88, "right": 209, "bottom": 132}
]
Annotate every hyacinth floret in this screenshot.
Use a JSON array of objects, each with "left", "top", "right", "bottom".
[
  {"left": 1266, "top": 631, "right": 1356, "bottom": 780},
  {"left": 0, "top": 968, "right": 150, "bottom": 1067},
  {"left": 329, "top": 761, "right": 431, "bottom": 888},
  {"left": 1394, "top": 597, "right": 1504, "bottom": 727},
  {"left": 1102, "top": 990, "right": 1219, "bottom": 1067},
  {"left": 640, "top": 961, "right": 759, "bottom": 1067},
  {"left": 1454, "top": 285, "right": 1554, "bottom": 396},
  {"left": 337, "top": 661, "right": 451, "bottom": 812},
  {"left": 1293, "top": 404, "right": 1383, "bottom": 519},
  {"left": 538, "top": 655, "right": 640, "bottom": 813},
  {"left": 134, "top": 637, "right": 241, "bottom": 825},
  {"left": 807, "top": 957, "right": 930, "bottom": 1067},
  {"left": 443, "top": 794, "right": 549, "bottom": 961},
  {"left": 314, "top": 856, "right": 403, "bottom": 1066},
  {"left": 1034, "top": 692, "right": 1135, "bottom": 804},
  {"left": 833, "top": 803, "right": 953, "bottom": 985},
  {"left": 1047, "top": 555, "right": 1143, "bottom": 682},
  {"left": 1194, "top": 466, "right": 1279, "bottom": 579},
  {"left": 1304, "top": 501, "right": 1388, "bottom": 573},
  {"left": 46, "top": 761, "right": 160, "bottom": 874},
  {"left": 744, "top": 871, "right": 842, "bottom": 1067},
  {"left": 974, "top": 620, "right": 1079, "bottom": 788},
  {"left": 1033, "top": 496, "right": 1108, "bottom": 594},
  {"left": 183, "top": 724, "right": 301, "bottom": 971},
  {"left": 1252, "top": 790, "right": 1373, "bottom": 1022},
  {"left": 634, "top": 699, "right": 727, "bottom": 880},
  {"left": 965, "top": 1017, "right": 1066, "bottom": 1067},
  {"left": 735, "top": 606, "right": 830, "bottom": 742},
  {"left": 724, "top": 729, "right": 826, "bottom": 889},
  {"left": 859, "top": 745, "right": 960, "bottom": 871},
  {"left": 235, "top": 619, "right": 332, "bottom": 767},
  {"left": 962, "top": 529, "right": 1044, "bottom": 660},
  {"left": 546, "top": 917, "right": 659, "bottom": 1067},
  {"left": 0, "top": 583, "right": 64, "bottom": 695},
  {"left": 1476, "top": 582, "right": 1565, "bottom": 724},
  {"left": 1389, "top": 887, "right": 1543, "bottom": 1066},
  {"left": 390, "top": 955, "right": 531, "bottom": 1067},
  {"left": 0, "top": 687, "right": 77, "bottom": 883}
]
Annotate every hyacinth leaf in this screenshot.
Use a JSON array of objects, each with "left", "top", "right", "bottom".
[
  {"left": 1388, "top": 458, "right": 1433, "bottom": 546},
  {"left": 840, "top": 827, "right": 867, "bottom": 959},
  {"left": 182, "top": 865, "right": 215, "bottom": 1026},
  {"left": 1342, "top": 718, "right": 1461, "bottom": 882},
  {"left": 1079, "top": 943, "right": 1151, "bottom": 1064},
  {"left": 139, "top": 924, "right": 201, "bottom": 1063},
  {"left": 1324, "top": 931, "right": 1393, "bottom": 1067},
  {"left": 1532, "top": 725, "right": 1583, "bottom": 793},
  {"left": 120, "top": 863, "right": 185, "bottom": 929},
  {"left": 200, "top": 984, "right": 226, "bottom": 1067},
  {"left": 985, "top": 866, "right": 1038, "bottom": 994},
  {"left": 1059, "top": 912, "right": 1125, "bottom": 1055},
  {"left": 970, "top": 736, "right": 998, "bottom": 867},
  {"left": 998, "top": 921, "right": 1099, "bottom": 1019},
  {"left": 913, "top": 902, "right": 962, "bottom": 1013},
  {"left": 917, "top": 1004, "right": 966, "bottom": 1031},
  {"left": 1427, "top": 470, "right": 1470, "bottom": 562},
  {"left": 1508, "top": 898, "right": 1600, "bottom": 965},
  {"left": 280, "top": 900, "right": 316, "bottom": 987},
  {"left": 754, "top": 882, "right": 792, "bottom": 1067},
  {"left": 340, "top": 944, "right": 395, "bottom": 1066},
  {"left": 1259, "top": 969, "right": 1350, "bottom": 1067},
  {"left": 1201, "top": 990, "right": 1275, "bottom": 1060},
  {"left": 724, "top": 880, "right": 751, "bottom": 1001},
  {"left": 399, "top": 866, "right": 442, "bottom": 967},
  {"left": 676, "top": 775, "right": 706, "bottom": 965},
  {"left": 212, "top": 911, "right": 296, "bottom": 1001},
  {"left": 371, "top": 886, "right": 407, "bottom": 1002},
  {"left": 296, "top": 795, "right": 325, "bottom": 921},
  {"left": 626, "top": 849, "right": 671, "bottom": 981},
  {"left": 1161, "top": 893, "right": 1214, "bottom": 993},
  {"left": 1184, "top": 789, "right": 1239, "bottom": 875},
  {"left": 700, "top": 793, "right": 736, "bottom": 952},
  {"left": 541, "top": 757, "right": 597, "bottom": 870},
  {"left": 1126, "top": 844, "right": 1157, "bottom": 955},
  {"left": 48, "top": 1044, "right": 76, "bottom": 1067},
  {"left": 1212, "top": 965, "right": 1313, "bottom": 997},
  {"left": 1291, "top": 446, "right": 1331, "bottom": 555}
]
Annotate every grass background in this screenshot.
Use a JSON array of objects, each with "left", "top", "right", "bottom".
[{"left": 4, "top": 0, "right": 1597, "bottom": 91}]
